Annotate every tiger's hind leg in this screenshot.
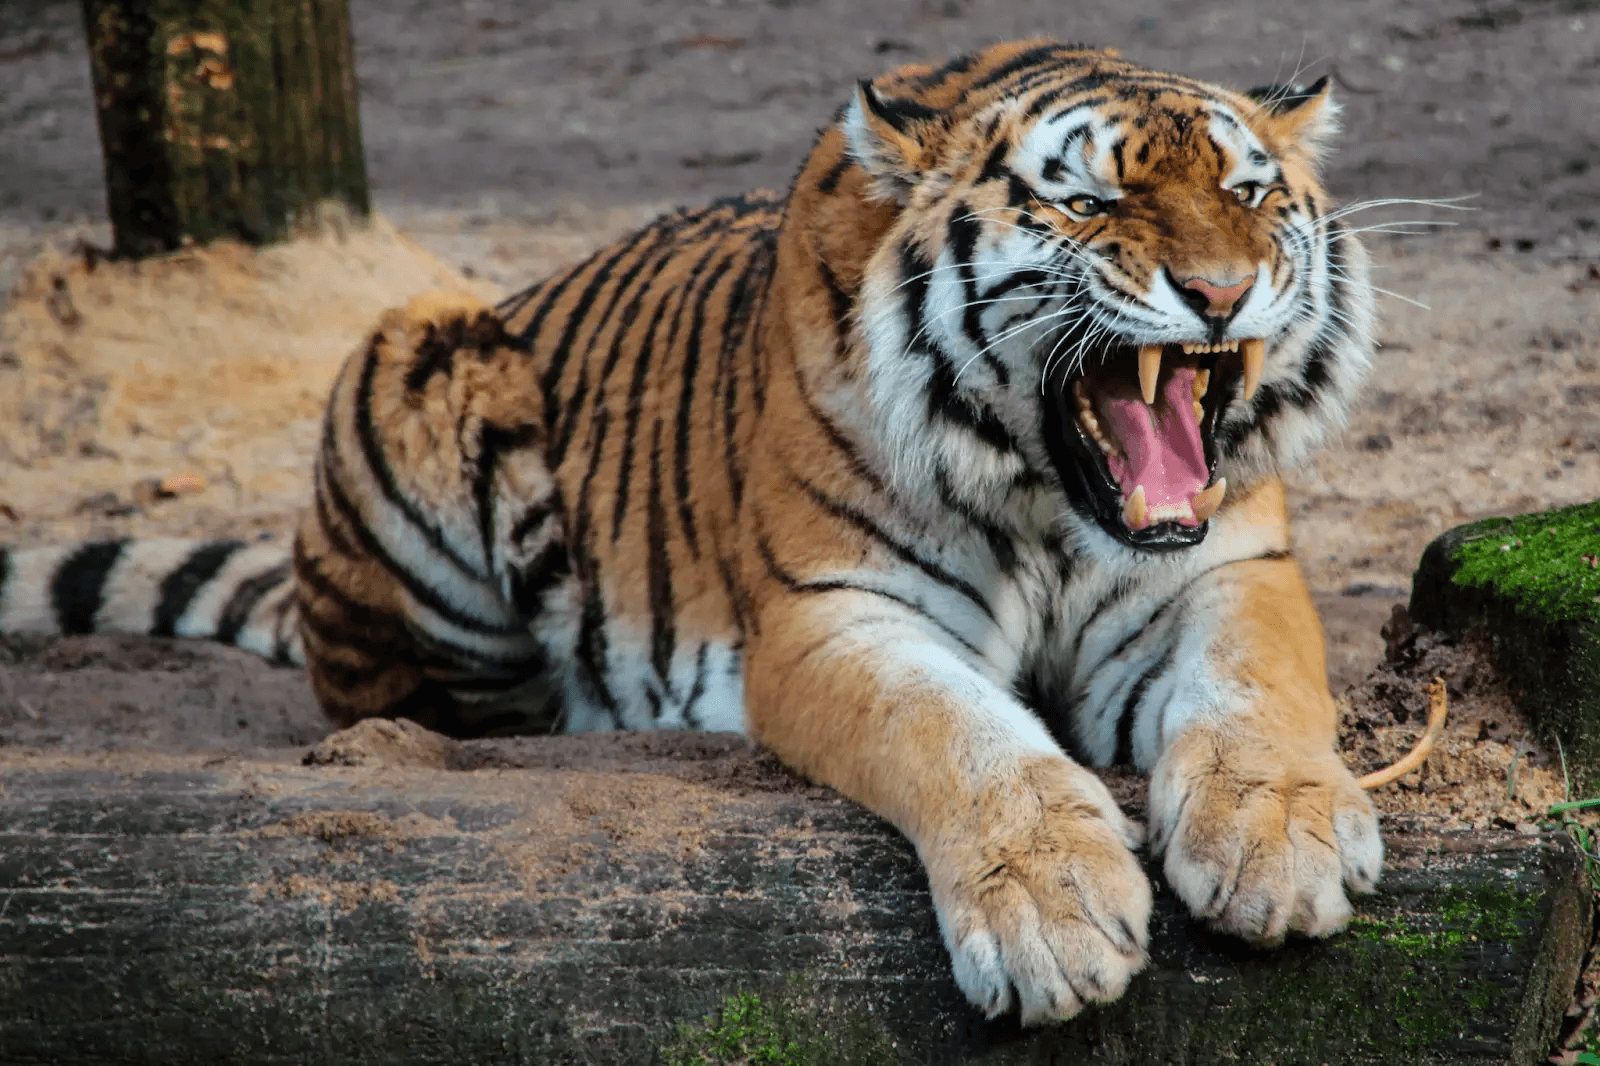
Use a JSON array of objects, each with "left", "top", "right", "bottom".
[{"left": 295, "top": 293, "right": 573, "bottom": 737}]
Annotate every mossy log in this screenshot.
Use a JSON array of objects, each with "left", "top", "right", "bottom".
[
  {"left": 0, "top": 730, "right": 1588, "bottom": 1066},
  {"left": 81, "top": 0, "right": 369, "bottom": 257},
  {"left": 1411, "top": 500, "right": 1600, "bottom": 790}
]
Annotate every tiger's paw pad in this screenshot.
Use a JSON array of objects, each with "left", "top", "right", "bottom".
[
  {"left": 932, "top": 767, "right": 1152, "bottom": 1025},
  {"left": 1152, "top": 740, "right": 1383, "bottom": 944}
]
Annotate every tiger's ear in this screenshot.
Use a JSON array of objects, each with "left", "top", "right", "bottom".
[
  {"left": 1245, "top": 75, "right": 1339, "bottom": 162},
  {"left": 841, "top": 81, "right": 942, "bottom": 202}
]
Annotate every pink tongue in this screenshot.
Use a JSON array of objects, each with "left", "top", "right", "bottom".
[{"left": 1099, "top": 368, "right": 1209, "bottom": 525}]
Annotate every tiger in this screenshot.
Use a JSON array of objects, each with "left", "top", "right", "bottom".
[{"left": 0, "top": 40, "right": 1382, "bottom": 1023}]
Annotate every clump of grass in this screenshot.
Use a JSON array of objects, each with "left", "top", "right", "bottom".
[{"left": 660, "top": 985, "right": 896, "bottom": 1066}]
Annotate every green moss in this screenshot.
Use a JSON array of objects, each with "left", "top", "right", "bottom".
[
  {"left": 1448, "top": 500, "right": 1600, "bottom": 626},
  {"left": 1180, "top": 880, "right": 1541, "bottom": 1060},
  {"left": 660, "top": 981, "right": 897, "bottom": 1066}
]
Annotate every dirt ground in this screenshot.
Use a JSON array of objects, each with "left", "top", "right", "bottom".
[{"left": 1, "top": 0, "right": 1599, "bottom": 1054}]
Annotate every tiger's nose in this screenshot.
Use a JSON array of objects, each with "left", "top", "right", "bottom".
[{"left": 1178, "top": 275, "right": 1255, "bottom": 319}]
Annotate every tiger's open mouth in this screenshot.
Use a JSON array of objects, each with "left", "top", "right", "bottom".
[{"left": 1047, "top": 338, "right": 1264, "bottom": 552}]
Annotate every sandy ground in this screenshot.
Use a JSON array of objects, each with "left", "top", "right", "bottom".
[{"left": 0, "top": 0, "right": 1598, "bottom": 1052}]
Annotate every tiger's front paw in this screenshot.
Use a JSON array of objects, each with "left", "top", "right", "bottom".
[
  {"left": 1150, "top": 728, "right": 1382, "bottom": 944},
  {"left": 928, "top": 759, "right": 1151, "bottom": 1025}
]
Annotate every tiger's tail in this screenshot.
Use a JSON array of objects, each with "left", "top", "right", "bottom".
[{"left": 0, "top": 538, "right": 304, "bottom": 666}]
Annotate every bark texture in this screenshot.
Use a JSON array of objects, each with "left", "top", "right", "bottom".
[
  {"left": 82, "top": 0, "right": 368, "bottom": 257},
  {"left": 0, "top": 729, "right": 1589, "bottom": 1066}
]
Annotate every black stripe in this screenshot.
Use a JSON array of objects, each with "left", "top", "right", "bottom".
[
  {"left": 681, "top": 642, "right": 710, "bottom": 728},
  {"left": 715, "top": 553, "right": 756, "bottom": 639},
  {"left": 473, "top": 423, "right": 540, "bottom": 579},
  {"left": 978, "top": 143, "right": 1010, "bottom": 185},
  {"left": 1082, "top": 591, "right": 1182, "bottom": 684},
  {"left": 860, "top": 81, "right": 938, "bottom": 131},
  {"left": 815, "top": 255, "right": 854, "bottom": 359},
  {"left": 1114, "top": 638, "right": 1178, "bottom": 766},
  {"left": 970, "top": 44, "right": 1073, "bottom": 94},
  {"left": 816, "top": 156, "right": 853, "bottom": 195},
  {"left": 910, "top": 50, "right": 977, "bottom": 89},
  {"left": 575, "top": 569, "right": 621, "bottom": 725},
  {"left": 788, "top": 355, "right": 885, "bottom": 492},
  {"left": 718, "top": 241, "right": 773, "bottom": 509},
  {"left": 551, "top": 226, "right": 681, "bottom": 467},
  {"left": 947, "top": 205, "right": 1010, "bottom": 386},
  {"left": 352, "top": 338, "right": 484, "bottom": 580},
  {"left": 789, "top": 470, "right": 994, "bottom": 621},
  {"left": 662, "top": 241, "right": 732, "bottom": 559},
  {"left": 933, "top": 467, "right": 1017, "bottom": 576},
  {"left": 608, "top": 271, "right": 674, "bottom": 543},
  {"left": 1071, "top": 578, "right": 1135, "bottom": 660},
  {"left": 571, "top": 405, "right": 611, "bottom": 555},
  {"left": 509, "top": 502, "right": 553, "bottom": 547},
  {"left": 294, "top": 550, "right": 442, "bottom": 664},
  {"left": 926, "top": 355, "right": 1020, "bottom": 453},
  {"left": 510, "top": 539, "right": 571, "bottom": 617},
  {"left": 51, "top": 540, "right": 128, "bottom": 635},
  {"left": 214, "top": 564, "right": 290, "bottom": 645},
  {"left": 403, "top": 322, "right": 458, "bottom": 393},
  {"left": 310, "top": 460, "right": 362, "bottom": 561},
  {"left": 151, "top": 541, "right": 247, "bottom": 637},
  {"left": 321, "top": 452, "right": 522, "bottom": 636},
  {"left": 540, "top": 219, "right": 671, "bottom": 445},
  {"left": 268, "top": 589, "right": 298, "bottom": 665},
  {"left": 646, "top": 420, "right": 677, "bottom": 690},
  {"left": 752, "top": 526, "right": 983, "bottom": 658}
]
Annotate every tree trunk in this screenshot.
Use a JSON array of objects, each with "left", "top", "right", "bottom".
[
  {"left": 81, "top": 0, "right": 369, "bottom": 258},
  {"left": 0, "top": 727, "right": 1589, "bottom": 1066}
]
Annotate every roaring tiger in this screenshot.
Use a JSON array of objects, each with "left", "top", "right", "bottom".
[{"left": 1, "top": 40, "right": 1382, "bottom": 1022}]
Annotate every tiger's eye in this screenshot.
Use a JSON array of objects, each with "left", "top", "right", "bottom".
[
  {"left": 1233, "top": 182, "right": 1260, "bottom": 205},
  {"left": 1065, "top": 195, "right": 1109, "bottom": 218}
]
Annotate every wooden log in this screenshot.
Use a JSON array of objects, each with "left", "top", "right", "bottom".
[
  {"left": 81, "top": 0, "right": 369, "bottom": 257},
  {"left": 0, "top": 726, "right": 1588, "bottom": 1065}
]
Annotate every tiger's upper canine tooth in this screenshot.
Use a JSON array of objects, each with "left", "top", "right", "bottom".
[
  {"left": 1123, "top": 484, "right": 1148, "bottom": 529},
  {"left": 1191, "top": 478, "right": 1227, "bottom": 523},
  {"left": 1240, "top": 337, "right": 1266, "bottom": 402},
  {"left": 1138, "top": 344, "right": 1162, "bottom": 406}
]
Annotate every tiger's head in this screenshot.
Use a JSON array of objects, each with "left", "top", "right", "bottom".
[{"left": 782, "top": 40, "right": 1374, "bottom": 556}]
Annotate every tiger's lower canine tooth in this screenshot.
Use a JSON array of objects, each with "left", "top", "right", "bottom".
[
  {"left": 1191, "top": 478, "right": 1226, "bottom": 523},
  {"left": 1123, "top": 484, "right": 1148, "bottom": 529},
  {"left": 1138, "top": 344, "right": 1162, "bottom": 406},
  {"left": 1241, "top": 338, "right": 1265, "bottom": 402}
]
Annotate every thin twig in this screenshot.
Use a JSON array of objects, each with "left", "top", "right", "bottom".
[{"left": 1360, "top": 676, "right": 1449, "bottom": 790}]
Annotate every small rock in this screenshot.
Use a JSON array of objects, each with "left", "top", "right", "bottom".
[{"left": 1515, "top": 821, "right": 1541, "bottom": 836}]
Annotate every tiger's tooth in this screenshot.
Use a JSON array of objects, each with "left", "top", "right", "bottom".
[
  {"left": 1240, "top": 337, "right": 1266, "bottom": 402},
  {"left": 1193, "top": 368, "right": 1211, "bottom": 399},
  {"left": 1193, "top": 400, "right": 1204, "bottom": 421},
  {"left": 1138, "top": 344, "right": 1162, "bottom": 405},
  {"left": 1182, "top": 342, "right": 1196, "bottom": 355},
  {"left": 1191, "top": 478, "right": 1227, "bottom": 523},
  {"left": 1123, "top": 484, "right": 1148, "bottom": 529}
]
